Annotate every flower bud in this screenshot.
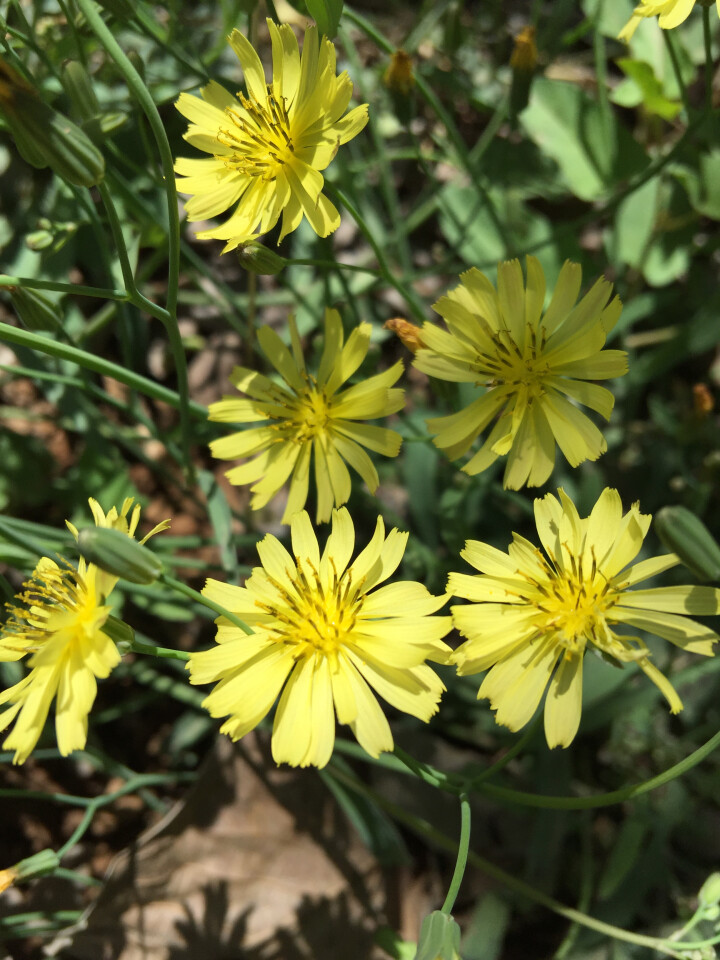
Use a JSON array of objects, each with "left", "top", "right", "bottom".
[
  {"left": 9, "top": 286, "right": 61, "bottom": 332},
  {"left": 384, "top": 317, "right": 425, "bottom": 353},
  {"left": 0, "top": 58, "right": 105, "bottom": 186},
  {"left": 77, "top": 526, "right": 163, "bottom": 585},
  {"left": 655, "top": 506, "right": 720, "bottom": 583},
  {"left": 237, "top": 241, "right": 288, "bottom": 275},
  {"left": 61, "top": 60, "right": 101, "bottom": 124},
  {"left": 383, "top": 50, "right": 415, "bottom": 96},
  {"left": 10, "top": 849, "right": 60, "bottom": 885},
  {"left": 699, "top": 872, "right": 720, "bottom": 907},
  {"left": 509, "top": 26, "right": 538, "bottom": 125}
]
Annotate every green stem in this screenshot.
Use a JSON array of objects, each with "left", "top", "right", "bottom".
[
  {"left": 0, "top": 321, "right": 207, "bottom": 418},
  {"left": 129, "top": 637, "right": 190, "bottom": 661},
  {"left": 159, "top": 572, "right": 254, "bottom": 635},
  {"left": 328, "top": 765, "right": 684, "bottom": 958},
  {"left": 702, "top": 4, "right": 714, "bottom": 115},
  {"left": 74, "top": 0, "right": 180, "bottom": 316},
  {"left": 393, "top": 745, "right": 461, "bottom": 793},
  {"left": 663, "top": 28, "right": 691, "bottom": 118},
  {"left": 329, "top": 186, "right": 427, "bottom": 324},
  {"left": 97, "top": 181, "right": 193, "bottom": 476},
  {"left": 0, "top": 275, "right": 127, "bottom": 301},
  {"left": 476, "top": 725, "right": 720, "bottom": 810},
  {"left": 440, "top": 792, "right": 471, "bottom": 915}
]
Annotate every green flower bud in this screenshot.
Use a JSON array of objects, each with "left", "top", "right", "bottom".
[
  {"left": 237, "top": 241, "right": 288, "bottom": 276},
  {"left": 13, "top": 849, "right": 60, "bottom": 882},
  {"left": 77, "top": 527, "right": 163, "bottom": 585},
  {"left": 699, "top": 872, "right": 720, "bottom": 907},
  {"left": 9, "top": 286, "right": 61, "bottom": 332},
  {"left": 655, "top": 506, "right": 720, "bottom": 583},
  {"left": 61, "top": 60, "right": 101, "bottom": 124},
  {"left": 0, "top": 58, "right": 105, "bottom": 186}
]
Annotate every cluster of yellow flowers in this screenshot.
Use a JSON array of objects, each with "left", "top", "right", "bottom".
[{"left": 2, "top": 9, "right": 719, "bottom": 770}]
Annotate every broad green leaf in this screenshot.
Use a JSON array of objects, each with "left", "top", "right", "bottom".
[
  {"left": 522, "top": 77, "right": 648, "bottom": 201},
  {"left": 612, "top": 176, "right": 660, "bottom": 270},
  {"left": 305, "top": 0, "right": 344, "bottom": 38},
  {"left": 612, "top": 59, "right": 681, "bottom": 120}
]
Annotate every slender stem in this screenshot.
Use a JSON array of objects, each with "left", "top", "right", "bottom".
[
  {"left": 476, "top": 725, "right": 720, "bottom": 810},
  {"left": 0, "top": 275, "right": 127, "bottom": 300},
  {"left": 0, "top": 321, "right": 208, "bottom": 418},
  {"left": 96, "top": 181, "right": 136, "bottom": 293},
  {"left": 328, "top": 766, "right": 684, "bottom": 958},
  {"left": 440, "top": 792, "right": 471, "bottom": 915},
  {"left": 393, "top": 745, "right": 461, "bottom": 793},
  {"left": 663, "top": 29, "right": 691, "bottom": 117},
  {"left": 329, "top": 186, "right": 427, "bottom": 323},
  {"left": 129, "top": 637, "right": 190, "bottom": 661},
  {"left": 159, "top": 572, "right": 254, "bottom": 635},
  {"left": 74, "top": 0, "right": 180, "bottom": 316},
  {"left": 56, "top": 806, "right": 95, "bottom": 859},
  {"left": 703, "top": 5, "right": 714, "bottom": 115}
]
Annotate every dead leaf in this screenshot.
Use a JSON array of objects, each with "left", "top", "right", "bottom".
[{"left": 45, "top": 733, "right": 390, "bottom": 959}]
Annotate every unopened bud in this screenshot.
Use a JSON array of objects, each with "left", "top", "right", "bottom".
[
  {"left": 0, "top": 58, "right": 105, "bottom": 186},
  {"left": 237, "top": 241, "right": 287, "bottom": 275},
  {"left": 77, "top": 526, "right": 163, "bottom": 585},
  {"left": 9, "top": 286, "right": 61, "bottom": 332},
  {"left": 509, "top": 26, "right": 538, "bottom": 125},
  {"left": 655, "top": 506, "right": 720, "bottom": 583},
  {"left": 693, "top": 383, "right": 714, "bottom": 418},
  {"left": 510, "top": 26, "right": 538, "bottom": 72},
  {"left": 699, "top": 872, "right": 720, "bottom": 907},
  {"left": 384, "top": 50, "right": 415, "bottom": 95},
  {"left": 384, "top": 317, "right": 425, "bottom": 353},
  {"left": 61, "top": 60, "right": 100, "bottom": 124},
  {"left": 13, "top": 849, "right": 60, "bottom": 883}
]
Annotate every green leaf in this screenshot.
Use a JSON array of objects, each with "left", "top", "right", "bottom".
[
  {"left": 612, "top": 176, "right": 660, "bottom": 270},
  {"left": 461, "top": 892, "right": 511, "bottom": 960},
  {"left": 612, "top": 59, "right": 681, "bottom": 120},
  {"left": 521, "top": 77, "right": 649, "bottom": 201},
  {"left": 305, "top": 0, "right": 344, "bottom": 38}
]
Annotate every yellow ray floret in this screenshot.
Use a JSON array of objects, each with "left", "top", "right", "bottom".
[
  {"left": 174, "top": 20, "right": 368, "bottom": 252},
  {"left": 449, "top": 488, "right": 720, "bottom": 748},
  {"left": 209, "top": 308, "right": 405, "bottom": 524},
  {"left": 0, "top": 498, "right": 168, "bottom": 763},
  {"left": 413, "top": 257, "right": 628, "bottom": 489},
  {"left": 619, "top": 0, "right": 720, "bottom": 41},
  {"left": 188, "top": 508, "right": 453, "bottom": 768}
]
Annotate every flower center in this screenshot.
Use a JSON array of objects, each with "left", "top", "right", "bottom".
[
  {"left": 218, "top": 88, "right": 294, "bottom": 180},
  {"left": 256, "top": 561, "right": 361, "bottom": 661},
  {"left": 530, "top": 553, "right": 616, "bottom": 655},
  {"left": 0, "top": 561, "right": 108, "bottom": 655},
  {"left": 475, "top": 325, "right": 551, "bottom": 392},
  {"left": 265, "top": 382, "right": 332, "bottom": 444}
]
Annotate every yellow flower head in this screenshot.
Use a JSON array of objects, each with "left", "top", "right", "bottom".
[
  {"left": 209, "top": 308, "right": 405, "bottom": 524},
  {"left": 0, "top": 498, "right": 168, "bottom": 763},
  {"left": 188, "top": 508, "right": 453, "bottom": 768},
  {"left": 619, "top": 0, "right": 720, "bottom": 41},
  {"left": 174, "top": 20, "right": 368, "bottom": 252},
  {"left": 449, "top": 488, "right": 720, "bottom": 748},
  {"left": 413, "top": 257, "right": 628, "bottom": 489}
]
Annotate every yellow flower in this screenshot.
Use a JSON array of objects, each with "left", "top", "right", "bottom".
[
  {"left": 619, "top": 0, "right": 719, "bottom": 41},
  {"left": 188, "top": 508, "right": 453, "bottom": 768},
  {"left": 449, "top": 488, "right": 720, "bottom": 748},
  {"left": 174, "top": 20, "right": 368, "bottom": 252},
  {"left": 0, "top": 498, "right": 168, "bottom": 763},
  {"left": 413, "top": 257, "right": 628, "bottom": 489},
  {"left": 209, "top": 308, "right": 404, "bottom": 524}
]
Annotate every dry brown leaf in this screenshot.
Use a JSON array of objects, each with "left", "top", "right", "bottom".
[{"left": 45, "top": 734, "right": 390, "bottom": 960}]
